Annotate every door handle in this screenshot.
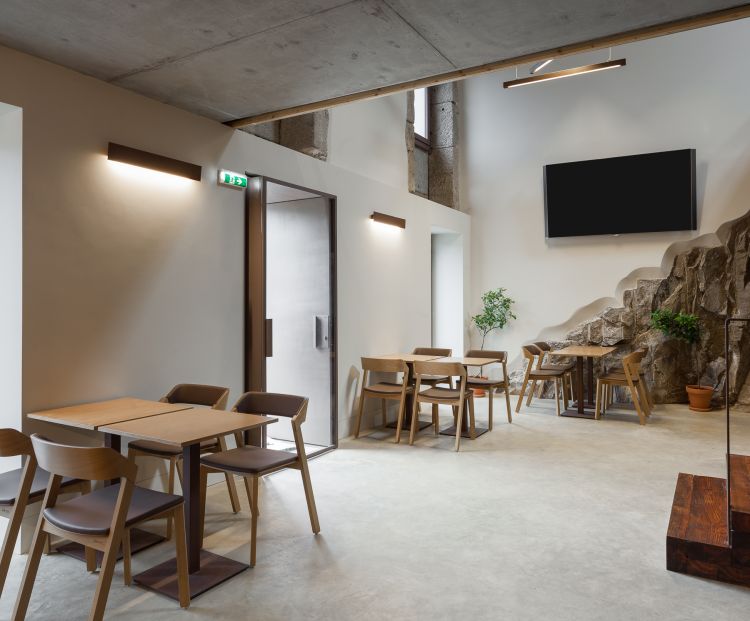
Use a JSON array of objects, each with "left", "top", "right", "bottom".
[
  {"left": 265, "top": 318, "right": 273, "bottom": 357},
  {"left": 314, "top": 315, "right": 330, "bottom": 349}
]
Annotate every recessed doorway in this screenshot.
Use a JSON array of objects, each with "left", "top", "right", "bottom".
[{"left": 245, "top": 176, "right": 337, "bottom": 456}]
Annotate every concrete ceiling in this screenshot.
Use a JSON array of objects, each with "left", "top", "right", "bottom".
[{"left": 0, "top": 1, "right": 746, "bottom": 123}]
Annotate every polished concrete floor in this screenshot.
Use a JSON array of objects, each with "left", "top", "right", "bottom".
[{"left": 2, "top": 400, "right": 750, "bottom": 620}]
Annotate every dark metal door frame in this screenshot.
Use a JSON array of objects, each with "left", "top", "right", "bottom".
[{"left": 244, "top": 174, "right": 338, "bottom": 453}]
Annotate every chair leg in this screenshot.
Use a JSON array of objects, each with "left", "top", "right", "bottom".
[
  {"left": 554, "top": 378, "right": 561, "bottom": 416},
  {"left": 487, "top": 390, "right": 494, "bottom": 430},
  {"left": 629, "top": 381, "right": 647, "bottom": 425},
  {"left": 122, "top": 529, "right": 132, "bottom": 586},
  {"left": 504, "top": 383, "right": 512, "bottom": 423},
  {"left": 85, "top": 546, "right": 98, "bottom": 572},
  {"left": 454, "top": 402, "right": 465, "bottom": 452},
  {"left": 199, "top": 465, "right": 208, "bottom": 544},
  {"left": 354, "top": 386, "right": 367, "bottom": 438},
  {"left": 0, "top": 494, "right": 27, "bottom": 597},
  {"left": 394, "top": 396, "right": 406, "bottom": 443},
  {"left": 637, "top": 380, "right": 652, "bottom": 417},
  {"left": 11, "top": 529, "right": 48, "bottom": 621},
  {"left": 249, "top": 477, "right": 259, "bottom": 567},
  {"left": 409, "top": 398, "right": 420, "bottom": 445},
  {"left": 468, "top": 397, "right": 476, "bottom": 440},
  {"left": 595, "top": 380, "right": 602, "bottom": 420},
  {"left": 526, "top": 380, "right": 537, "bottom": 406},
  {"left": 432, "top": 403, "right": 439, "bottom": 435},
  {"left": 165, "top": 457, "right": 176, "bottom": 540},
  {"left": 89, "top": 529, "right": 123, "bottom": 621},
  {"left": 515, "top": 376, "right": 530, "bottom": 413},
  {"left": 218, "top": 436, "right": 241, "bottom": 514},
  {"left": 299, "top": 462, "right": 320, "bottom": 534},
  {"left": 562, "top": 376, "right": 569, "bottom": 410},
  {"left": 243, "top": 476, "right": 256, "bottom": 515},
  {"left": 171, "top": 505, "right": 190, "bottom": 609}
]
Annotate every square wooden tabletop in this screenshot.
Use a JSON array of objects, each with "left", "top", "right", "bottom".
[
  {"left": 552, "top": 345, "right": 617, "bottom": 358},
  {"left": 370, "top": 353, "right": 443, "bottom": 362},
  {"left": 27, "top": 397, "right": 192, "bottom": 431},
  {"left": 440, "top": 356, "right": 501, "bottom": 367},
  {"left": 99, "top": 408, "right": 277, "bottom": 447}
]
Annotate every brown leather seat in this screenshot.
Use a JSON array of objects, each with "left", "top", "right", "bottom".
[
  {"left": 128, "top": 438, "right": 218, "bottom": 458},
  {"left": 0, "top": 468, "right": 79, "bottom": 506},
  {"left": 419, "top": 387, "right": 461, "bottom": 400},
  {"left": 201, "top": 446, "right": 297, "bottom": 475},
  {"left": 364, "top": 382, "right": 413, "bottom": 395},
  {"left": 541, "top": 361, "right": 576, "bottom": 372},
  {"left": 43, "top": 484, "right": 183, "bottom": 536}
]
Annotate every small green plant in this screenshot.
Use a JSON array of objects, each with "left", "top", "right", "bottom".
[
  {"left": 650, "top": 309, "right": 700, "bottom": 344},
  {"left": 472, "top": 288, "right": 516, "bottom": 349}
]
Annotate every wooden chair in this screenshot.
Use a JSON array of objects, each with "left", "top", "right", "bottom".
[
  {"left": 595, "top": 350, "right": 651, "bottom": 425},
  {"left": 127, "top": 383, "right": 238, "bottom": 539},
  {"left": 531, "top": 341, "right": 575, "bottom": 405},
  {"left": 411, "top": 361, "right": 473, "bottom": 451},
  {"left": 607, "top": 349, "right": 654, "bottom": 410},
  {"left": 0, "top": 429, "right": 89, "bottom": 598},
  {"left": 12, "top": 436, "right": 189, "bottom": 620},
  {"left": 199, "top": 393, "right": 319, "bottom": 568},
  {"left": 515, "top": 345, "right": 567, "bottom": 416},
  {"left": 354, "top": 358, "right": 413, "bottom": 442},
  {"left": 465, "top": 350, "right": 512, "bottom": 429},
  {"left": 412, "top": 347, "right": 453, "bottom": 388}
]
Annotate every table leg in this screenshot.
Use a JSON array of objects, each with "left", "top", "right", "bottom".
[
  {"left": 587, "top": 357, "right": 595, "bottom": 405},
  {"left": 560, "top": 355, "right": 596, "bottom": 420},
  {"left": 386, "top": 389, "right": 431, "bottom": 431},
  {"left": 133, "top": 441, "right": 249, "bottom": 600},
  {"left": 577, "top": 356, "right": 585, "bottom": 415}
]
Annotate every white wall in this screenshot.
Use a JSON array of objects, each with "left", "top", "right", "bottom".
[
  {"left": 328, "top": 92, "right": 408, "bottom": 190},
  {"left": 0, "top": 102, "right": 22, "bottom": 472},
  {"left": 462, "top": 19, "right": 750, "bottom": 362},
  {"left": 0, "top": 45, "right": 469, "bottom": 449},
  {"left": 431, "top": 233, "right": 464, "bottom": 356}
]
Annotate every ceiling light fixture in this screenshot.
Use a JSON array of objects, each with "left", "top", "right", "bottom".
[
  {"left": 107, "top": 142, "right": 202, "bottom": 181},
  {"left": 503, "top": 58, "right": 626, "bottom": 89},
  {"left": 530, "top": 59, "right": 554, "bottom": 74},
  {"left": 370, "top": 211, "right": 406, "bottom": 229}
]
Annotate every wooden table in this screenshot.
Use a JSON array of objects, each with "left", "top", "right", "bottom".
[
  {"left": 552, "top": 345, "right": 616, "bottom": 419},
  {"left": 100, "top": 408, "right": 277, "bottom": 601},
  {"left": 436, "top": 357, "right": 500, "bottom": 438},
  {"left": 371, "top": 354, "right": 443, "bottom": 431},
  {"left": 28, "top": 398, "right": 193, "bottom": 558}
]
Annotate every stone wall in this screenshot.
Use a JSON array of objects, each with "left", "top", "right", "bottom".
[{"left": 511, "top": 210, "right": 750, "bottom": 405}]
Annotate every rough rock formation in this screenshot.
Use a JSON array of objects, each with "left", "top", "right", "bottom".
[{"left": 512, "top": 210, "right": 750, "bottom": 406}]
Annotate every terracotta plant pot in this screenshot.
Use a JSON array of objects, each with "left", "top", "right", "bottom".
[
  {"left": 472, "top": 377, "right": 488, "bottom": 398},
  {"left": 686, "top": 385, "right": 713, "bottom": 412}
]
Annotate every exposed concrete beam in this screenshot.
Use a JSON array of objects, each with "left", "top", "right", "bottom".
[{"left": 226, "top": 4, "right": 750, "bottom": 127}]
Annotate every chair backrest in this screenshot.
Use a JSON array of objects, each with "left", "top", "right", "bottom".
[
  {"left": 465, "top": 350, "right": 507, "bottom": 363},
  {"left": 522, "top": 344, "right": 542, "bottom": 361},
  {"left": 534, "top": 341, "right": 551, "bottom": 352},
  {"left": 31, "top": 435, "right": 136, "bottom": 483},
  {"left": 361, "top": 357, "right": 409, "bottom": 375},
  {"left": 412, "top": 347, "right": 452, "bottom": 357},
  {"left": 163, "top": 384, "right": 229, "bottom": 409},
  {"left": 0, "top": 428, "right": 33, "bottom": 458},
  {"left": 233, "top": 392, "right": 308, "bottom": 421},
  {"left": 413, "top": 360, "right": 466, "bottom": 380},
  {"left": 622, "top": 350, "right": 645, "bottom": 380}
]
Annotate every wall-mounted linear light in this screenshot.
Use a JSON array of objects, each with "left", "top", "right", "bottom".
[
  {"left": 107, "top": 142, "right": 202, "bottom": 181},
  {"left": 371, "top": 211, "right": 406, "bottom": 229},
  {"left": 530, "top": 59, "right": 554, "bottom": 74},
  {"left": 503, "top": 58, "right": 626, "bottom": 89}
]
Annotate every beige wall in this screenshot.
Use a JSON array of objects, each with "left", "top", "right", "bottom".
[
  {"left": 0, "top": 45, "right": 470, "bottom": 453},
  {"left": 462, "top": 19, "right": 750, "bottom": 363}
]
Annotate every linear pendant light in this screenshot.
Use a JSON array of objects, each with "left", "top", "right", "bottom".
[
  {"left": 530, "top": 58, "right": 554, "bottom": 74},
  {"left": 503, "top": 58, "right": 626, "bottom": 89},
  {"left": 107, "top": 142, "right": 202, "bottom": 181}
]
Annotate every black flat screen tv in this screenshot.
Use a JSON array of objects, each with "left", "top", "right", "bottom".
[{"left": 543, "top": 148, "right": 696, "bottom": 238}]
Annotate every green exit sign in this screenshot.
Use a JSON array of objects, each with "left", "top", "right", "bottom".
[{"left": 218, "top": 169, "right": 248, "bottom": 189}]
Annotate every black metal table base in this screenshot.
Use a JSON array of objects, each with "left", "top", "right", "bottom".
[
  {"left": 134, "top": 550, "right": 249, "bottom": 601},
  {"left": 386, "top": 419, "right": 433, "bottom": 431},
  {"left": 439, "top": 425, "right": 490, "bottom": 439},
  {"left": 57, "top": 528, "right": 164, "bottom": 564}
]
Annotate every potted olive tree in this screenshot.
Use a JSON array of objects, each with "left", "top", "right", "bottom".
[
  {"left": 650, "top": 309, "right": 712, "bottom": 411},
  {"left": 471, "top": 288, "right": 516, "bottom": 396}
]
